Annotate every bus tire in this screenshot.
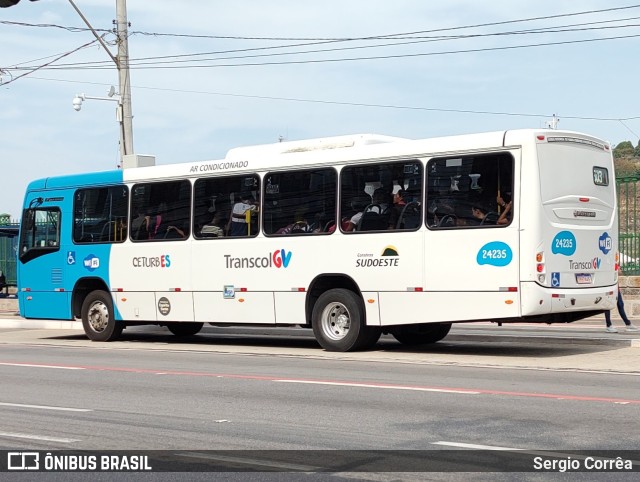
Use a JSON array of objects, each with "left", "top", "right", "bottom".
[
  {"left": 167, "top": 322, "right": 204, "bottom": 337},
  {"left": 81, "top": 290, "right": 123, "bottom": 342},
  {"left": 390, "top": 323, "right": 452, "bottom": 345},
  {"left": 312, "top": 288, "right": 380, "bottom": 352}
]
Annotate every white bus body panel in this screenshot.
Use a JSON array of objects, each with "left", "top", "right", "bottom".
[{"left": 105, "top": 129, "right": 617, "bottom": 328}]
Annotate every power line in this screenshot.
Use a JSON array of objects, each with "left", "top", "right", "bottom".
[
  {"left": 3, "top": 4, "right": 640, "bottom": 69},
  {"left": 0, "top": 38, "right": 100, "bottom": 85},
  {"left": 4, "top": 4, "right": 640, "bottom": 42},
  {"left": 115, "top": 4, "right": 640, "bottom": 41},
  {"left": 18, "top": 32, "right": 640, "bottom": 70},
  {"left": 21, "top": 75, "right": 640, "bottom": 122},
  {"left": 16, "top": 17, "right": 640, "bottom": 69}
]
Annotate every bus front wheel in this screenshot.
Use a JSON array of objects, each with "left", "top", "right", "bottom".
[
  {"left": 390, "top": 323, "right": 452, "bottom": 345},
  {"left": 167, "top": 322, "right": 204, "bottom": 336},
  {"left": 81, "top": 290, "right": 123, "bottom": 342},
  {"left": 312, "top": 288, "right": 380, "bottom": 352}
]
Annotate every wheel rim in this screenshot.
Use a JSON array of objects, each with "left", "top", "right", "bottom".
[
  {"left": 87, "top": 300, "right": 109, "bottom": 333},
  {"left": 320, "top": 302, "right": 351, "bottom": 341}
]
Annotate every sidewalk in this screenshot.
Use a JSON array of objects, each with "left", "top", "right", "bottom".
[{"left": 1, "top": 306, "right": 639, "bottom": 375}]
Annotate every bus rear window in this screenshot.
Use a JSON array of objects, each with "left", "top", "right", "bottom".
[{"left": 538, "top": 143, "right": 614, "bottom": 203}]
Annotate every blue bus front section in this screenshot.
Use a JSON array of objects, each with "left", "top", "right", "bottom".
[{"left": 18, "top": 171, "right": 123, "bottom": 320}]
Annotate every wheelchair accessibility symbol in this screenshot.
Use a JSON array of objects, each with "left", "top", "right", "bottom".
[
  {"left": 551, "top": 272, "right": 560, "bottom": 287},
  {"left": 67, "top": 251, "right": 76, "bottom": 265}
]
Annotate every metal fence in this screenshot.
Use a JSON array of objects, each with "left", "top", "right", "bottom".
[
  {"left": 618, "top": 176, "right": 640, "bottom": 275},
  {"left": 0, "top": 220, "right": 19, "bottom": 285}
]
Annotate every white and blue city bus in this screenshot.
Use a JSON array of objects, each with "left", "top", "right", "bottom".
[{"left": 18, "top": 129, "right": 618, "bottom": 351}]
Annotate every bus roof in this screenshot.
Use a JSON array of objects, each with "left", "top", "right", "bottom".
[
  {"left": 225, "top": 134, "right": 409, "bottom": 159},
  {"left": 24, "top": 129, "right": 610, "bottom": 189}
]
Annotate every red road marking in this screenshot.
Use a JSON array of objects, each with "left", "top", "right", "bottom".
[{"left": 2, "top": 360, "right": 639, "bottom": 405}]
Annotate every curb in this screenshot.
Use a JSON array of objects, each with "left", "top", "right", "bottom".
[{"left": 445, "top": 333, "right": 640, "bottom": 347}]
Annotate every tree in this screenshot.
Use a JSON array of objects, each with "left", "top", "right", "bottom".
[
  {"left": 0, "top": 0, "right": 38, "bottom": 7},
  {"left": 635, "top": 141, "right": 640, "bottom": 157},
  {"left": 613, "top": 141, "right": 635, "bottom": 159}
]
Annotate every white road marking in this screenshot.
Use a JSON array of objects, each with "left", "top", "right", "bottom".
[
  {"left": 0, "top": 362, "right": 85, "bottom": 370},
  {"left": 0, "top": 402, "right": 92, "bottom": 412},
  {"left": 432, "top": 441, "right": 524, "bottom": 451},
  {"left": 0, "top": 431, "right": 79, "bottom": 443},
  {"left": 274, "top": 379, "right": 480, "bottom": 394}
]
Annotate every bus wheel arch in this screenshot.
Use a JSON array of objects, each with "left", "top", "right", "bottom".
[
  {"left": 307, "top": 276, "right": 380, "bottom": 351},
  {"left": 72, "top": 277, "right": 111, "bottom": 319},
  {"left": 306, "top": 274, "right": 362, "bottom": 326}
]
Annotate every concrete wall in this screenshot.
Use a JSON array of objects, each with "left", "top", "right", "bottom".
[{"left": 619, "top": 276, "right": 640, "bottom": 317}]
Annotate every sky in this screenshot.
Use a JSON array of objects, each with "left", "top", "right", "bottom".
[{"left": 1, "top": 0, "right": 639, "bottom": 219}]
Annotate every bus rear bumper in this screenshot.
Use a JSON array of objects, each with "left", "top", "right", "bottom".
[{"left": 520, "top": 282, "right": 616, "bottom": 317}]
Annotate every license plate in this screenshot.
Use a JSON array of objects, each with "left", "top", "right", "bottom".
[{"left": 575, "top": 273, "right": 593, "bottom": 284}]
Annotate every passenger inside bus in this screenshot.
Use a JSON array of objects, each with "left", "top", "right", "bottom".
[
  {"left": 227, "top": 193, "right": 258, "bottom": 236},
  {"left": 469, "top": 203, "right": 499, "bottom": 226},
  {"left": 344, "top": 189, "right": 390, "bottom": 232},
  {"left": 163, "top": 224, "right": 187, "bottom": 239},
  {"left": 496, "top": 194, "right": 512, "bottom": 225},
  {"left": 131, "top": 209, "right": 149, "bottom": 240},
  {"left": 387, "top": 189, "right": 407, "bottom": 229},
  {"left": 200, "top": 211, "right": 225, "bottom": 237}
]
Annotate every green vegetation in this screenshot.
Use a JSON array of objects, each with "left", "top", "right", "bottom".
[{"left": 614, "top": 140, "right": 640, "bottom": 178}]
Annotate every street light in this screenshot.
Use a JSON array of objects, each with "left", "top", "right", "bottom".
[
  {"left": 71, "top": 88, "right": 153, "bottom": 169},
  {"left": 72, "top": 90, "right": 121, "bottom": 112},
  {"left": 72, "top": 88, "right": 124, "bottom": 152}
]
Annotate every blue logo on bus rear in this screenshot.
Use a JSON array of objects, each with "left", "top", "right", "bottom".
[
  {"left": 598, "top": 232, "right": 612, "bottom": 254},
  {"left": 477, "top": 242, "right": 512, "bottom": 267},
  {"left": 552, "top": 231, "right": 576, "bottom": 256}
]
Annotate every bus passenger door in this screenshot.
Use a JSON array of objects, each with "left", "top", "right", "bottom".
[{"left": 18, "top": 199, "right": 72, "bottom": 319}]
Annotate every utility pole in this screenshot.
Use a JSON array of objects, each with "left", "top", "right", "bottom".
[
  {"left": 115, "top": 0, "right": 134, "bottom": 157},
  {"left": 68, "top": 0, "right": 134, "bottom": 161}
]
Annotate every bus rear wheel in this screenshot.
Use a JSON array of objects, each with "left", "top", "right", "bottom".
[
  {"left": 390, "top": 323, "right": 452, "bottom": 345},
  {"left": 81, "top": 290, "right": 123, "bottom": 342},
  {"left": 312, "top": 288, "right": 380, "bottom": 352},
  {"left": 167, "top": 322, "right": 204, "bottom": 337}
]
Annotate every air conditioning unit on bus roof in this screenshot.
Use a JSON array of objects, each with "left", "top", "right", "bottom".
[
  {"left": 121, "top": 154, "right": 156, "bottom": 169},
  {"left": 225, "top": 134, "right": 408, "bottom": 160}
]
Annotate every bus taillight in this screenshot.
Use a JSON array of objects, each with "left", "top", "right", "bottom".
[{"left": 536, "top": 251, "right": 545, "bottom": 283}]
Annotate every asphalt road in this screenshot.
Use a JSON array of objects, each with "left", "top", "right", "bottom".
[{"left": 1, "top": 318, "right": 639, "bottom": 480}]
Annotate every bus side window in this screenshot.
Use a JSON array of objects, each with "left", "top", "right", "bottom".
[
  {"left": 426, "top": 153, "right": 514, "bottom": 229},
  {"left": 340, "top": 160, "right": 422, "bottom": 233},
  {"left": 264, "top": 168, "right": 336, "bottom": 236},
  {"left": 193, "top": 175, "right": 260, "bottom": 240},
  {"left": 74, "top": 186, "right": 129, "bottom": 244}
]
